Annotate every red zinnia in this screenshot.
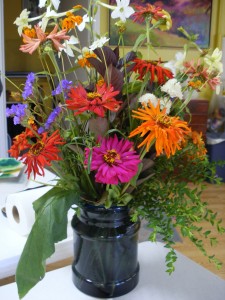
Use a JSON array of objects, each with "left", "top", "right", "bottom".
[
  {"left": 66, "top": 83, "right": 121, "bottom": 117},
  {"left": 132, "top": 58, "right": 173, "bottom": 85},
  {"left": 20, "top": 130, "right": 65, "bottom": 179}
]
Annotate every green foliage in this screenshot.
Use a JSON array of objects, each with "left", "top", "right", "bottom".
[{"left": 16, "top": 187, "right": 78, "bottom": 299}]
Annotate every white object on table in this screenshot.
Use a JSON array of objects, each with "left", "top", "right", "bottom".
[
  {"left": 0, "top": 169, "right": 74, "bottom": 279},
  {"left": 0, "top": 241, "right": 225, "bottom": 300}
]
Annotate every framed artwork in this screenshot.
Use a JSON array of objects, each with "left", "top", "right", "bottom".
[{"left": 109, "top": 0, "right": 212, "bottom": 48}]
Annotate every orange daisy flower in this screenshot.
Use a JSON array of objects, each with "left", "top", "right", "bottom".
[
  {"left": 20, "top": 130, "right": 65, "bottom": 179},
  {"left": 8, "top": 127, "right": 35, "bottom": 158},
  {"left": 129, "top": 102, "right": 191, "bottom": 157},
  {"left": 132, "top": 58, "right": 173, "bottom": 85}
]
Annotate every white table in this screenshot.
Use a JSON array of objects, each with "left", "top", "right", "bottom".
[
  {"left": 0, "top": 242, "right": 225, "bottom": 300},
  {"left": 0, "top": 169, "right": 74, "bottom": 279}
]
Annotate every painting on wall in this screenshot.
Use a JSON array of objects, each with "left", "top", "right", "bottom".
[{"left": 109, "top": 0, "right": 212, "bottom": 48}]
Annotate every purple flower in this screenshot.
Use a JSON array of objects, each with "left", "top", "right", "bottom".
[
  {"left": 6, "top": 103, "right": 28, "bottom": 125},
  {"left": 52, "top": 79, "right": 72, "bottom": 96},
  {"left": 38, "top": 106, "right": 62, "bottom": 134},
  {"left": 84, "top": 135, "right": 141, "bottom": 185},
  {"left": 22, "top": 72, "right": 36, "bottom": 99}
]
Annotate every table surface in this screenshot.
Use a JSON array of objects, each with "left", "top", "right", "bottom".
[
  {"left": 0, "top": 241, "right": 225, "bottom": 300},
  {"left": 0, "top": 169, "right": 74, "bottom": 279}
]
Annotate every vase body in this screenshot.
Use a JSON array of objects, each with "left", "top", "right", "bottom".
[{"left": 71, "top": 205, "right": 140, "bottom": 298}]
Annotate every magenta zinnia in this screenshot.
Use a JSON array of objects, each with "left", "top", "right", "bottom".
[{"left": 84, "top": 135, "right": 141, "bottom": 185}]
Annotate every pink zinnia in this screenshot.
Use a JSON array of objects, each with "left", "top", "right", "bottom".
[{"left": 84, "top": 135, "right": 141, "bottom": 185}]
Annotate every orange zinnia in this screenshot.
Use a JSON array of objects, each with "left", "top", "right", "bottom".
[
  {"left": 20, "top": 130, "right": 65, "bottom": 179},
  {"left": 129, "top": 102, "right": 191, "bottom": 157}
]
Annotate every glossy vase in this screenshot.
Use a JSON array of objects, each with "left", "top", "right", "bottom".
[{"left": 71, "top": 205, "right": 140, "bottom": 298}]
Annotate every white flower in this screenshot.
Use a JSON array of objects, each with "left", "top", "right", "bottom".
[
  {"left": 77, "top": 14, "right": 94, "bottom": 32},
  {"left": 14, "top": 9, "right": 31, "bottom": 36},
  {"left": 164, "top": 52, "right": 186, "bottom": 75},
  {"left": 139, "top": 93, "right": 172, "bottom": 114},
  {"left": 40, "top": 5, "right": 59, "bottom": 31},
  {"left": 139, "top": 93, "right": 158, "bottom": 106},
  {"left": 59, "top": 36, "right": 79, "bottom": 58},
  {"left": 161, "top": 78, "right": 183, "bottom": 100},
  {"left": 89, "top": 37, "right": 110, "bottom": 51},
  {"left": 111, "top": 0, "right": 135, "bottom": 22},
  {"left": 204, "top": 48, "right": 223, "bottom": 74},
  {"left": 39, "top": 0, "right": 60, "bottom": 11}
]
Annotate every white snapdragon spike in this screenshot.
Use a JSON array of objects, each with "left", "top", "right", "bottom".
[
  {"left": 204, "top": 48, "right": 223, "bottom": 74},
  {"left": 111, "top": 0, "right": 135, "bottom": 22},
  {"left": 164, "top": 51, "right": 186, "bottom": 75},
  {"left": 77, "top": 14, "right": 94, "bottom": 32},
  {"left": 161, "top": 78, "right": 183, "bottom": 100},
  {"left": 139, "top": 93, "right": 158, "bottom": 106},
  {"left": 39, "top": 0, "right": 60, "bottom": 10},
  {"left": 89, "top": 37, "right": 110, "bottom": 51},
  {"left": 14, "top": 9, "right": 31, "bottom": 36},
  {"left": 59, "top": 36, "right": 79, "bottom": 58}
]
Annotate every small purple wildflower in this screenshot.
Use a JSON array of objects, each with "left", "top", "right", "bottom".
[
  {"left": 6, "top": 103, "right": 28, "bottom": 125},
  {"left": 38, "top": 106, "right": 62, "bottom": 134},
  {"left": 22, "top": 72, "right": 36, "bottom": 99},
  {"left": 52, "top": 79, "right": 72, "bottom": 97}
]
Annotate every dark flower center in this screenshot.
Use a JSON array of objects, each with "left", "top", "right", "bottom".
[
  {"left": 30, "top": 141, "right": 44, "bottom": 155},
  {"left": 103, "top": 149, "right": 120, "bottom": 165}
]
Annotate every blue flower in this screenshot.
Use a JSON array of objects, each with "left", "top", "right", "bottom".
[
  {"left": 38, "top": 106, "right": 62, "bottom": 134},
  {"left": 52, "top": 79, "right": 72, "bottom": 96},
  {"left": 6, "top": 103, "right": 28, "bottom": 125},
  {"left": 22, "top": 72, "right": 36, "bottom": 99}
]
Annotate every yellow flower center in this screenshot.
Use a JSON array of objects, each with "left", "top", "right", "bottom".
[
  {"left": 30, "top": 141, "right": 44, "bottom": 156},
  {"left": 87, "top": 92, "right": 101, "bottom": 99},
  {"left": 103, "top": 149, "right": 120, "bottom": 165},
  {"left": 157, "top": 114, "right": 172, "bottom": 127}
]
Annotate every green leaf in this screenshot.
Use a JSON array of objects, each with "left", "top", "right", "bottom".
[{"left": 16, "top": 187, "right": 78, "bottom": 299}]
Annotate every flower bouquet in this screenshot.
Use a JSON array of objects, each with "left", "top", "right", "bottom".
[{"left": 6, "top": 0, "right": 225, "bottom": 298}]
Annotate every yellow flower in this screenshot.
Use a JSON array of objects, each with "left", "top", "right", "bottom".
[
  {"left": 152, "top": 10, "right": 172, "bottom": 31},
  {"left": 129, "top": 101, "right": 190, "bottom": 157}
]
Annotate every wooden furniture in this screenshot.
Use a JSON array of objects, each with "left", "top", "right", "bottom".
[{"left": 184, "top": 99, "right": 209, "bottom": 139}]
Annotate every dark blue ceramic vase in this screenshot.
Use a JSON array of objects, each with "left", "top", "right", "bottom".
[{"left": 71, "top": 205, "right": 140, "bottom": 298}]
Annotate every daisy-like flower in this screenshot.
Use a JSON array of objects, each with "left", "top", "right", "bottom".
[
  {"left": 76, "top": 47, "right": 97, "bottom": 68},
  {"left": 66, "top": 83, "right": 121, "bottom": 117},
  {"left": 89, "top": 37, "right": 110, "bottom": 51},
  {"left": 20, "top": 24, "right": 70, "bottom": 54},
  {"left": 204, "top": 48, "right": 223, "bottom": 74},
  {"left": 129, "top": 101, "right": 191, "bottom": 157},
  {"left": 84, "top": 135, "right": 141, "bottom": 185},
  {"left": 111, "top": 0, "right": 135, "bottom": 22},
  {"left": 151, "top": 9, "right": 172, "bottom": 31},
  {"left": 161, "top": 78, "right": 183, "bottom": 99},
  {"left": 132, "top": 4, "right": 165, "bottom": 24},
  {"left": 20, "top": 130, "right": 65, "bottom": 179},
  {"left": 132, "top": 58, "right": 173, "bottom": 85},
  {"left": 14, "top": 9, "right": 31, "bottom": 36},
  {"left": 8, "top": 127, "right": 37, "bottom": 159}
]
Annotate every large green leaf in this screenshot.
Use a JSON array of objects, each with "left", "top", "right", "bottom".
[{"left": 16, "top": 187, "right": 79, "bottom": 299}]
